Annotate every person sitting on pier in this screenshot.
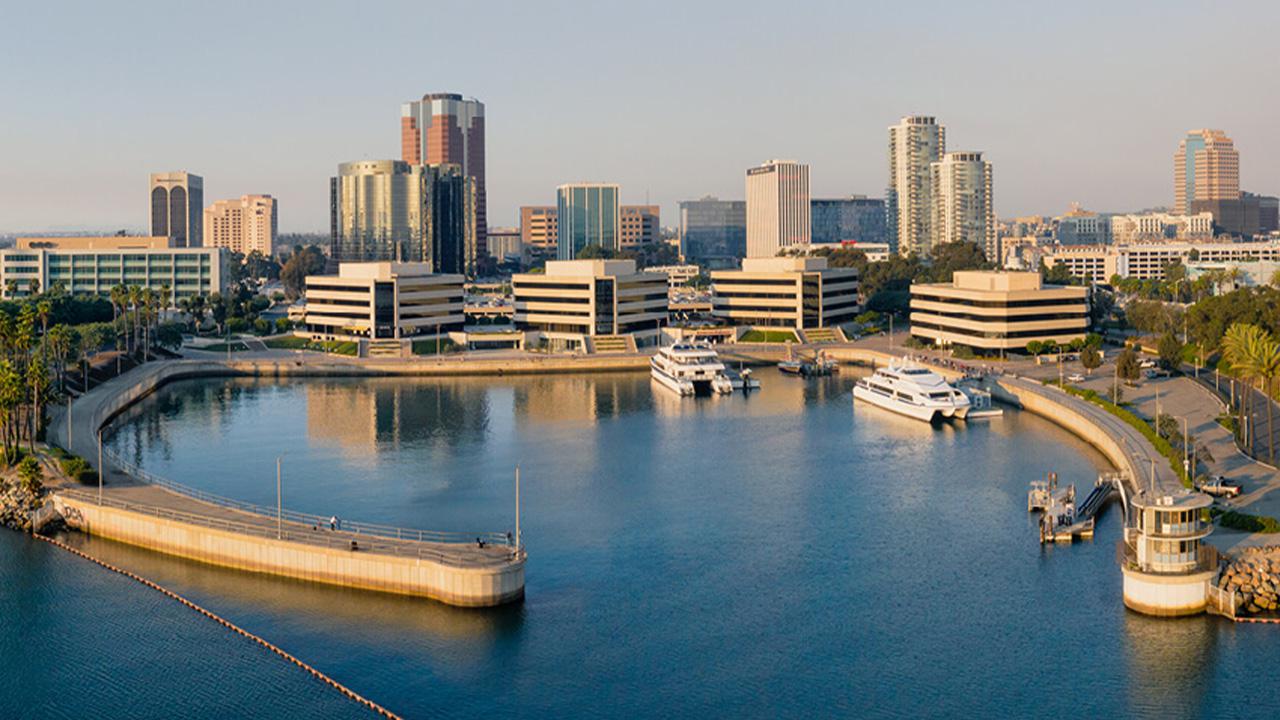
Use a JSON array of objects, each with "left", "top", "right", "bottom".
[{"left": 476, "top": 537, "right": 486, "bottom": 549}]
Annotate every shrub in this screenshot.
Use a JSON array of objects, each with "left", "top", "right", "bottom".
[
  {"left": 1211, "top": 508, "right": 1280, "bottom": 534},
  {"left": 18, "top": 456, "right": 43, "bottom": 494},
  {"left": 58, "top": 455, "right": 98, "bottom": 485}
]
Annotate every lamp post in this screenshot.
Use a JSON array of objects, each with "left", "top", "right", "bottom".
[
  {"left": 97, "top": 430, "right": 103, "bottom": 505},
  {"left": 514, "top": 465, "right": 521, "bottom": 552},
  {"left": 276, "top": 453, "right": 285, "bottom": 540}
]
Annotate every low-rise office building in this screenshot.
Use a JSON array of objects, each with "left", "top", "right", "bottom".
[
  {"left": 511, "top": 259, "right": 667, "bottom": 351},
  {"left": 710, "top": 257, "right": 859, "bottom": 330},
  {"left": 302, "top": 262, "right": 464, "bottom": 342},
  {"left": 1043, "top": 240, "right": 1280, "bottom": 282},
  {"left": 910, "top": 270, "right": 1087, "bottom": 352},
  {"left": 2, "top": 236, "right": 227, "bottom": 300}
]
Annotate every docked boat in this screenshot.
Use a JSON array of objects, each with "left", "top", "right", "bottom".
[
  {"left": 651, "top": 343, "right": 734, "bottom": 396},
  {"left": 852, "top": 359, "right": 971, "bottom": 422},
  {"left": 725, "top": 365, "right": 761, "bottom": 391}
]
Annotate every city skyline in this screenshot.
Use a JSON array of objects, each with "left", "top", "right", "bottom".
[{"left": 3, "top": 1, "right": 1279, "bottom": 234}]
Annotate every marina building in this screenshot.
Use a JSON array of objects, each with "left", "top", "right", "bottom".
[
  {"left": 746, "top": 160, "right": 810, "bottom": 258},
  {"left": 710, "top": 257, "right": 859, "bottom": 330},
  {"left": 150, "top": 171, "right": 204, "bottom": 247},
  {"left": 1, "top": 236, "right": 227, "bottom": 300},
  {"left": 330, "top": 160, "right": 477, "bottom": 275},
  {"left": 909, "top": 270, "right": 1087, "bottom": 352},
  {"left": 204, "top": 194, "right": 278, "bottom": 256},
  {"left": 556, "top": 184, "right": 620, "bottom": 260},
  {"left": 511, "top": 259, "right": 667, "bottom": 352},
  {"left": 1121, "top": 489, "right": 1216, "bottom": 616},
  {"left": 301, "top": 262, "right": 464, "bottom": 343},
  {"left": 888, "top": 115, "right": 945, "bottom": 256},
  {"left": 679, "top": 196, "right": 746, "bottom": 267}
]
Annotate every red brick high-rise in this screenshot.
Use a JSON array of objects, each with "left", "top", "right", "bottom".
[{"left": 401, "top": 93, "right": 487, "bottom": 256}]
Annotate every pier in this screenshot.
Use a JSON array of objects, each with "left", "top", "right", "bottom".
[
  {"left": 48, "top": 360, "right": 526, "bottom": 607},
  {"left": 1029, "top": 473, "right": 1123, "bottom": 543}
]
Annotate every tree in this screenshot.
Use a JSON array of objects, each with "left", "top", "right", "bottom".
[
  {"left": 1157, "top": 331, "right": 1183, "bottom": 371},
  {"left": 1080, "top": 347, "right": 1102, "bottom": 375},
  {"left": 1116, "top": 347, "right": 1141, "bottom": 382},
  {"left": 17, "top": 455, "right": 42, "bottom": 495},
  {"left": 280, "top": 245, "right": 327, "bottom": 300},
  {"left": 575, "top": 244, "right": 617, "bottom": 260},
  {"left": 1042, "top": 260, "right": 1076, "bottom": 286},
  {"left": 1255, "top": 335, "right": 1280, "bottom": 464},
  {"left": 1026, "top": 340, "right": 1044, "bottom": 356}
]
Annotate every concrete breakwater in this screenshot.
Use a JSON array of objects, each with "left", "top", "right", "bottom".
[{"left": 49, "top": 359, "right": 527, "bottom": 607}]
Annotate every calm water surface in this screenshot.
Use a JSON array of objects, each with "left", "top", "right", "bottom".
[{"left": 5, "top": 372, "right": 1277, "bottom": 718}]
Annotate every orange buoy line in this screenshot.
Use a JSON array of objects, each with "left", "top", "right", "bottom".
[{"left": 31, "top": 533, "right": 404, "bottom": 720}]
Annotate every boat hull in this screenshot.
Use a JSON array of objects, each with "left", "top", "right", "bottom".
[{"left": 853, "top": 384, "right": 943, "bottom": 422}]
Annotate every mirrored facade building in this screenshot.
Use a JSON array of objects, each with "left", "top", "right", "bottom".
[
  {"left": 556, "top": 183, "right": 619, "bottom": 260},
  {"left": 810, "top": 197, "right": 888, "bottom": 246},
  {"left": 679, "top": 196, "right": 746, "bottom": 268}
]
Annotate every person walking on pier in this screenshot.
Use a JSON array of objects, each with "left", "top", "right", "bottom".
[{"left": 329, "top": 515, "right": 337, "bottom": 531}]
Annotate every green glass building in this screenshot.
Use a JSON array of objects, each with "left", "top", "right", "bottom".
[{"left": 556, "top": 183, "right": 619, "bottom": 260}]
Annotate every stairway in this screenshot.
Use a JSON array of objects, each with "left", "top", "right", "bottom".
[
  {"left": 804, "top": 327, "right": 842, "bottom": 344},
  {"left": 590, "top": 335, "right": 633, "bottom": 354},
  {"left": 366, "top": 339, "right": 408, "bottom": 358}
]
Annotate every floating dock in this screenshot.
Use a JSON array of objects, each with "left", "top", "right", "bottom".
[{"left": 1029, "top": 473, "right": 1122, "bottom": 544}]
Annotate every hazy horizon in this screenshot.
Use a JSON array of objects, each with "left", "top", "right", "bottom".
[{"left": 3, "top": 0, "right": 1277, "bottom": 234}]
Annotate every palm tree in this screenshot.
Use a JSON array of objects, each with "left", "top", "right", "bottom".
[
  {"left": 127, "top": 285, "right": 141, "bottom": 358},
  {"left": 1223, "top": 323, "right": 1267, "bottom": 452},
  {"left": 1255, "top": 335, "right": 1280, "bottom": 464},
  {"left": 36, "top": 299, "right": 51, "bottom": 363}
]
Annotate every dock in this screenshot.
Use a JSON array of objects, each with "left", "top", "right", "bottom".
[{"left": 1029, "top": 473, "right": 1123, "bottom": 544}]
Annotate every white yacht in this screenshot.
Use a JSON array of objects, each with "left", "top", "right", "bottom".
[
  {"left": 651, "top": 343, "right": 734, "bottom": 396},
  {"left": 852, "top": 359, "right": 971, "bottom": 422}
]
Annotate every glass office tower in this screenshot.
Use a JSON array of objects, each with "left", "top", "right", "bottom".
[
  {"left": 678, "top": 197, "right": 746, "bottom": 267},
  {"left": 556, "top": 183, "right": 620, "bottom": 260}
]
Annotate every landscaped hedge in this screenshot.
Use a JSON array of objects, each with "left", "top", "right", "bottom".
[{"left": 1212, "top": 508, "right": 1280, "bottom": 534}]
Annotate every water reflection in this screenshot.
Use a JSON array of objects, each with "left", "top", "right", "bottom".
[{"left": 1123, "top": 613, "right": 1216, "bottom": 719}]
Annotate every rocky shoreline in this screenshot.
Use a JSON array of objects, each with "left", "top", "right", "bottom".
[
  {"left": 1217, "top": 546, "right": 1280, "bottom": 615},
  {"left": 0, "top": 479, "right": 44, "bottom": 533}
]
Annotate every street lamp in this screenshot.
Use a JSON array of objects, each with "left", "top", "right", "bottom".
[
  {"left": 276, "top": 453, "right": 286, "bottom": 540},
  {"left": 97, "top": 430, "right": 103, "bottom": 505}
]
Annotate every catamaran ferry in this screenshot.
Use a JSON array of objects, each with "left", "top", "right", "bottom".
[
  {"left": 651, "top": 343, "right": 734, "bottom": 396},
  {"left": 852, "top": 359, "right": 971, "bottom": 422}
]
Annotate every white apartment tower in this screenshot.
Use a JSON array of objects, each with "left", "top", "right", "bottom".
[
  {"left": 745, "top": 159, "right": 810, "bottom": 258},
  {"left": 931, "top": 152, "right": 995, "bottom": 261},
  {"left": 204, "top": 195, "right": 278, "bottom": 256},
  {"left": 887, "top": 116, "right": 945, "bottom": 257}
]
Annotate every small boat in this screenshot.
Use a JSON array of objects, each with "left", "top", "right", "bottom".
[
  {"left": 725, "top": 365, "right": 761, "bottom": 391},
  {"left": 651, "top": 342, "right": 734, "bottom": 396},
  {"left": 852, "top": 358, "right": 971, "bottom": 422},
  {"left": 777, "top": 360, "right": 805, "bottom": 375}
]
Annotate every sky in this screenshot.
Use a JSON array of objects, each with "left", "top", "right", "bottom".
[{"left": 2, "top": 0, "right": 1278, "bottom": 234}]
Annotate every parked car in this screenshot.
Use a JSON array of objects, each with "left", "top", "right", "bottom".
[
  {"left": 1067, "top": 373, "right": 1085, "bottom": 382},
  {"left": 1196, "top": 476, "right": 1242, "bottom": 498}
]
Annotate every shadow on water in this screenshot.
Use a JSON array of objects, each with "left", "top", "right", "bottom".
[
  {"left": 58, "top": 531, "right": 526, "bottom": 645},
  {"left": 1123, "top": 612, "right": 1217, "bottom": 719}
]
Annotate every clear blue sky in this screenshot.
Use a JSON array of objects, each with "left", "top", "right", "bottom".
[{"left": 2, "top": 0, "right": 1277, "bottom": 233}]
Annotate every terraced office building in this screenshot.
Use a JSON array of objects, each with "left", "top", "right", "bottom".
[
  {"left": 909, "top": 270, "right": 1087, "bottom": 351},
  {"left": 1, "top": 236, "right": 226, "bottom": 300}
]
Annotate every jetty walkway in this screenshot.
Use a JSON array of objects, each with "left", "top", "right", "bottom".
[{"left": 47, "top": 359, "right": 526, "bottom": 607}]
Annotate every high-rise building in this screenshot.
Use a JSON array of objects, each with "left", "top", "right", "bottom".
[
  {"left": 520, "top": 206, "right": 559, "bottom": 255},
  {"left": 930, "top": 152, "right": 995, "bottom": 260},
  {"left": 810, "top": 196, "right": 888, "bottom": 246},
  {"left": 887, "top": 116, "right": 945, "bottom": 256},
  {"left": 330, "top": 160, "right": 476, "bottom": 275},
  {"left": 401, "top": 93, "right": 487, "bottom": 255},
  {"left": 745, "top": 160, "right": 810, "bottom": 258},
  {"left": 620, "top": 205, "right": 660, "bottom": 249},
  {"left": 556, "top": 184, "right": 620, "bottom": 260},
  {"left": 204, "top": 195, "right": 278, "bottom": 256},
  {"left": 678, "top": 196, "right": 746, "bottom": 267},
  {"left": 150, "top": 171, "right": 204, "bottom": 247},
  {"left": 1174, "top": 129, "right": 1239, "bottom": 215}
]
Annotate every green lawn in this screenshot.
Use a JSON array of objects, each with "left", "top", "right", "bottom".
[
  {"left": 264, "top": 335, "right": 310, "bottom": 350},
  {"left": 740, "top": 329, "right": 799, "bottom": 343},
  {"left": 411, "top": 338, "right": 461, "bottom": 355},
  {"left": 198, "top": 341, "right": 251, "bottom": 353},
  {"left": 314, "top": 340, "right": 358, "bottom": 356}
]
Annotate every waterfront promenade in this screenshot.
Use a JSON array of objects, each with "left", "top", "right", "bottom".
[{"left": 48, "top": 360, "right": 526, "bottom": 606}]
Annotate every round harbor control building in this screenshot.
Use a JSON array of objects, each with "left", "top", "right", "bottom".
[{"left": 1120, "top": 489, "right": 1216, "bottom": 617}]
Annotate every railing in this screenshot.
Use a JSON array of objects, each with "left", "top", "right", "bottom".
[
  {"left": 58, "top": 486, "right": 522, "bottom": 568},
  {"left": 100, "top": 448, "right": 513, "bottom": 549}
]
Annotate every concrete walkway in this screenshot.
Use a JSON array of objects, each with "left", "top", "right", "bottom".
[{"left": 47, "top": 361, "right": 517, "bottom": 568}]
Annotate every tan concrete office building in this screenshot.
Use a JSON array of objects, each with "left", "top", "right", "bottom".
[
  {"left": 511, "top": 259, "right": 668, "bottom": 351},
  {"left": 746, "top": 160, "right": 810, "bottom": 258},
  {"left": 205, "top": 195, "right": 278, "bottom": 256},
  {"left": 302, "top": 262, "right": 464, "bottom": 341},
  {"left": 711, "top": 257, "right": 859, "bottom": 330},
  {"left": 3, "top": 236, "right": 226, "bottom": 300},
  {"left": 1174, "top": 129, "right": 1239, "bottom": 215},
  {"left": 520, "top": 206, "right": 559, "bottom": 255},
  {"left": 910, "top": 270, "right": 1087, "bottom": 351},
  {"left": 620, "top": 205, "right": 660, "bottom": 249}
]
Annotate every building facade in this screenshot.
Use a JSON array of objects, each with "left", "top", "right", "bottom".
[
  {"left": 486, "top": 227, "right": 523, "bottom": 262},
  {"left": 910, "top": 271, "right": 1087, "bottom": 351},
  {"left": 1192, "top": 192, "right": 1280, "bottom": 237},
  {"left": 1174, "top": 129, "right": 1239, "bottom": 215},
  {"left": 401, "top": 93, "right": 487, "bottom": 255},
  {"left": 887, "top": 115, "right": 945, "bottom": 256},
  {"left": 746, "top": 160, "right": 810, "bottom": 258},
  {"left": 330, "top": 160, "right": 476, "bottom": 275},
  {"left": 1054, "top": 206, "right": 1111, "bottom": 245},
  {"left": 711, "top": 257, "right": 859, "bottom": 330},
  {"left": 555, "top": 184, "right": 620, "bottom": 260},
  {"left": 511, "top": 259, "right": 668, "bottom": 351},
  {"left": 302, "top": 262, "right": 464, "bottom": 341},
  {"left": 931, "top": 151, "right": 995, "bottom": 260},
  {"left": 204, "top": 195, "right": 278, "bottom": 256},
  {"left": 520, "top": 206, "right": 559, "bottom": 256},
  {"left": 678, "top": 196, "right": 746, "bottom": 267},
  {"left": 620, "top": 205, "right": 660, "bottom": 249},
  {"left": 3, "top": 236, "right": 226, "bottom": 300},
  {"left": 150, "top": 171, "right": 204, "bottom": 247},
  {"left": 1109, "top": 212, "right": 1214, "bottom": 244},
  {"left": 1044, "top": 240, "right": 1280, "bottom": 282},
  {"left": 810, "top": 196, "right": 888, "bottom": 246}
]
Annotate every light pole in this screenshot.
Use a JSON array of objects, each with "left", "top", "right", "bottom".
[
  {"left": 514, "top": 465, "right": 521, "bottom": 552},
  {"left": 66, "top": 395, "right": 72, "bottom": 447},
  {"left": 276, "top": 453, "right": 285, "bottom": 540},
  {"left": 97, "top": 430, "right": 103, "bottom": 505}
]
